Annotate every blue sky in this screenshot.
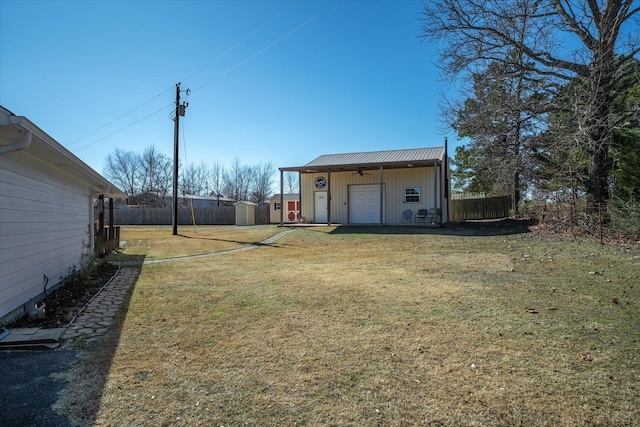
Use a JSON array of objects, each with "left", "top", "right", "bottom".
[{"left": 1, "top": 0, "right": 457, "bottom": 176}]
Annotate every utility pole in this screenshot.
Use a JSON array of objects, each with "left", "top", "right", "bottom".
[{"left": 172, "top": 82, "right": 189, "bottom": 236}]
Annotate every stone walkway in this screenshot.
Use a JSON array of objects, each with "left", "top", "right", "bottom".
[
  {"left": 0, "top": 266, "right": 140, "bottom": 350},
  {"left": 60, "top": 266, "right": 140, "bottom": 347}
]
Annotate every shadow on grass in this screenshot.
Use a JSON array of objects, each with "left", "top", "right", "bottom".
[
  {"left": 177, "top": 234, "right": 255, "bottom": 244},
  {"left": 56, "top": 252, "right": 145, "bottom": 426},
  {"left": 328, "top": 218, "right": 535, "bottom": 237}
]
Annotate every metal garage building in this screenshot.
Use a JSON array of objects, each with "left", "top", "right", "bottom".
[{"left": 278, "top": 145, "right": 450, "bottom": 226}]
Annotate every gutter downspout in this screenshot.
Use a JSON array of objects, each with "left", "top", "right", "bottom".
[
  {"left": 89, "top": 196, "right": 96, "bottom": 257},
  {"left": 298, "top": 172, "right": 302, "bottom": 223},
  {"left": 0, "top": 130, "right": 32, "bottom": 155}
]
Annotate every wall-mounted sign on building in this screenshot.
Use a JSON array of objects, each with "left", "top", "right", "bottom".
[{"left": 315, "top": 176, "right": 326, "bottom": 189}]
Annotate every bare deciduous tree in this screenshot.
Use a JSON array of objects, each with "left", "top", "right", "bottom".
[
  {"left": 209, "top": 161, "right": 226, "bottom": 205},
  {"left": 224, "top": 157, "right": 252, "bottom": 202},
  {"left": 104, "top": 149, "right": 139, "bottom": 199},
  {"left": 251, "top": 162, "right": 275, "bottom": 204},
  {"left": 283, "top": 171, "right": 299, "bottom": 195},
  {"left": 422, "top": 0, "right": 640, "bottom": 209},
  {"left": 105, "top": 149, "right": 279, "bottom": 206},
  {"left": 180, "top": 161, "right": 210, "bottom": 196},
  {"left": 139, "top": 145, "right": 172, "bottom": 206}
]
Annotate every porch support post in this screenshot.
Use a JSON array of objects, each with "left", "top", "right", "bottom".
[
  {"left": 439, "top": 162, "right": 444, "bottom": 224},
  {"left": 89, "top": 196, "right": 95, "bottom": 257},
  {"left": 444, "top": 137, "right": 449, "bottom": 223},
  {"left": 379, "top": 166, "right": 384, "bottom": 224},
  {"left": 433, "top": 160, "right": 438, "bottom": 212},
  {"left": 109, "top": 197, "right": 114, "bottom": 228},
  {"left": 97, "top": 194, "right": 105, "bottom": 257},
  {"left": 280, "top": 169, "right": 284, "bottom": 227},
  {"left": 98, "top": 194, "right": 105, "bottom": 231},
  {"left": 327, "top": 168, "right": 331, "bottom": 226},
  {"left": 108, "top": 197, "right": 114, "bottom": 252},
  {"left": 298, "top": 172, "right": 302, "bottom": 222}
]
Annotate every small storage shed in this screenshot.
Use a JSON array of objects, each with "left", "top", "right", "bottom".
[
  {"left": 235, "top": 201, "right": 257, "bottom": 226},
  {"left": 269, "top": 194, "right": 301, "bottom": 224},
  {"left": 0, "top": 106, "right": 127, "bottom": 324}
]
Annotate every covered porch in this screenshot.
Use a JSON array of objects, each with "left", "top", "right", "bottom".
[{"left": 94, "top": 195, "right": 121, "bottom": 257}]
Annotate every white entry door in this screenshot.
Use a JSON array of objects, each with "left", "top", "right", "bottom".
[
  {"left": 349, "top": 184, "right": 385, "bottom": 223},
  {"left": 314, "top": 191, "right": 328, "bottom": 223}
]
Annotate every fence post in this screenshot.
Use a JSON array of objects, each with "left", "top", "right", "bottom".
[
  {"left": 570, "top": 202, "right": 573, "bottom": 237},
  {"left": 599, "top": 202, "right": 604, "bottom": 245}
]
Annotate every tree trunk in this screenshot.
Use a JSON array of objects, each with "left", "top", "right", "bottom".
[
  {"left": 586, "top": 132, "right": 611, "bottom": 211},
  {"left": 514, "top": 172, "right": 521, "bottom": 214},
  {"left": 585, "top": 48, "right": 615, "bottom": 212}
]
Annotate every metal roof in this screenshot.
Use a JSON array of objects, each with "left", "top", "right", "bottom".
[
  {"left": 270, "top": 193, "right": 300, "bottom": 201},
  {"left": 281, "top": 147, "right": 446, "bottom": 172}
]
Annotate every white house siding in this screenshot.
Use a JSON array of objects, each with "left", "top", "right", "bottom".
[
  {"left": 300, "top": 167, "right": 445, "bottom": 224},
  {"left": 0, "top": 152, "right": 90, "bottom": 320}
]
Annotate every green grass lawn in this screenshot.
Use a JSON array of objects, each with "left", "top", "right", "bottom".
[{"left": 60, "top": 225, "right": 639, "bottom": 426}]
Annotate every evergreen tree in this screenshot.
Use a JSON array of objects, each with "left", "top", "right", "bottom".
[{"left": 449, "top": 59, "right": 550, "bottom": 210}]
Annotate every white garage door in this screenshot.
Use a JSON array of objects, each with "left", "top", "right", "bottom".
[{"left": 349, "top": 184, "right": 385, "bottom": 223}]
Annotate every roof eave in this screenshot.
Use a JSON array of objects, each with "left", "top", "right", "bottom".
[
  {"left": 3, "top": 115, "right": 127, "bottom": 199},
  {"left": 280, "top": 159, "right": 443, "bottom": 173}
]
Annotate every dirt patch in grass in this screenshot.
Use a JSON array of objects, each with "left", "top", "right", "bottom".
[{"left": 62, "top": 224, "right": 639, "bottom": 425}]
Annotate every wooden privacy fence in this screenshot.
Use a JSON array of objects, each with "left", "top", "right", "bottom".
[
  {"left": 451, "top": 195, "right": 513, "bottom": 221},
  {"left": 100, "top": 204, "right": 271, "bottom": 225}
]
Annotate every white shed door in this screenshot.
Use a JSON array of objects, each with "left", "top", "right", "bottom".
[
  {"left": 314, "top": 192, "right": 328, "bottom": 223},
  {"left": 349, "top": 184, "right": 385, "bottom": 223}
]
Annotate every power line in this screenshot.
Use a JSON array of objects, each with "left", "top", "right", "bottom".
[
  {"left": 179, "top": 1, "right": 299, "bottom": 84},
  {"left": 73, "top": 1, "right": 342, "bottom": 152},
  {"left": 193, "top": 0, "right": 343, "bottom": 93},
  {"left": 74, "top": 103, "right": 174, "bottom": 152},
  {"left": 73, "top": 3, "right": 297, "bottom": 151},
  {"left": 67, "top": 86, "right": 174, "bottom": 147}
]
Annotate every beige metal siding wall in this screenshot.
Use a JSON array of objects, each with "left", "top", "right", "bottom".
[
  {"left": 300, "top": 167, "right": 442, "bottom": 224},
  {"left": 300, "top": 173, "right": 318, "bottom": 222},
  {"left": 385, "top": 167, "right": 439, "bottom": 223}
]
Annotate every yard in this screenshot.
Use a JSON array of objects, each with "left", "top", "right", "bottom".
[{"left": 60, "top": 224, "right": 639, "bottom": 426}]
